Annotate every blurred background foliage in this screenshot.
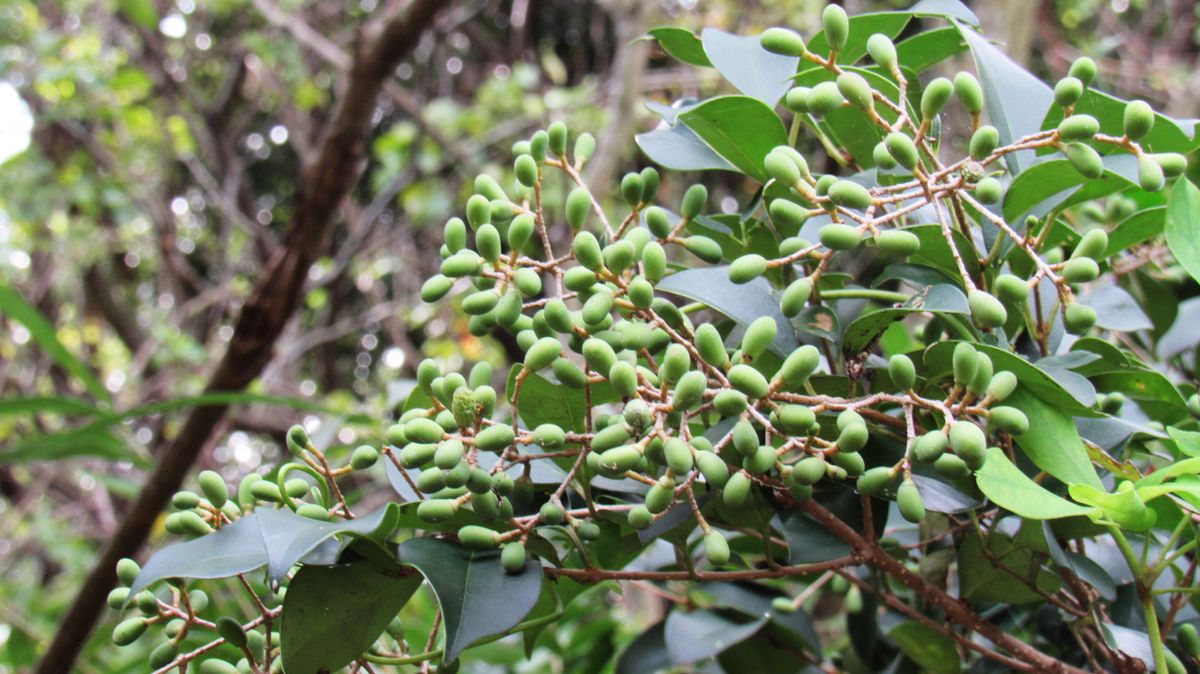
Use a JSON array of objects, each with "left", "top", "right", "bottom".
[{"left": 1, "top": 0, "right": 1198, "bottom": 671}]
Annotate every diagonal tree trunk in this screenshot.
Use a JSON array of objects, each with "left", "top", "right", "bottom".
[{"left": 35, "top": 2, "right": 447, "bottom": 671}]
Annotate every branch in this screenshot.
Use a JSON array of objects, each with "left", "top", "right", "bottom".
[{"left": 33, "top": 3, "right": 448, "bottom": 671}]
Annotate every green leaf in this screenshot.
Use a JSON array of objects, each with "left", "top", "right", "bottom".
[
  {"left": 1168, "top": 428, "right": 1200, "bottom": 458},
  {"left": 1106, "top": 207, "right": 1165, "bottom": 257},
  {"left": 806, "top": 13, "right": 911, "bottom": 64},
  {"left": 958, "top": 23, "right": 1053, "bottom": 173},
  {"left": 280, "top": 560, "right": 422, "bottom": 674},
  {"left": 975, "top": 447, "right": 1096, "bottom": 519},
  {"left": 1042, "top": 87, "right": 1200, "bottom": 155},
  {"left": 894, "top": 27, "right": 967, "bottom": 74},
  {"left": 505, "top": 367, "right": 611, "bottom": 434},
  {"left": 0, "top": 395, "right": 98, "bottom": 418},
  {"left": 842, "top": 284, "right": 967, "bottom": 355},
  {"left": 256, "top": 505, "right": 400, "bottom": 581},
  {"left": 908, "top": 0, "right": 979, "bottom": 26},
  {"left": 1081, "top": 285, "right": 1152, "bottom": 332},
  {"left": 663, "top": 609, "right": 765, "bottom": 664},
  {"left": 1005, "top": 388, "right": 1102, "bottom": 489},
  {"left": 924, "top": 341, "right": 1095, "bottom": 414},
  {"left": 1002, "top": 155, "right": 1139, "bottom": 222},
  {"left": 396, "top": 537, "right": 543, "bottom": 662},
  {"left": 1068, "top": 484, "right": 1156, "bottom": 531},
  {"left": 958, "top": 531, "right": 1061, "bottom": 603},
  {"left": 616, "top": 621, "right": 670, "bottom": 674},
  {"left": 901, "top": 224, "right": 982, "bottom": 284},
  {"left": 646, "top": 27, "right": 712, "bottom": 67},
  {"left": 129, "top": 515, "right": 269, "bottom": 596},
  {"left": 657, "top": 267, "right": 799, "bottom": 357},
  {"left": 889, "top": 621, "right": 960, "bottom": 674},
  {"left": 1166, "top": 178, "right": 1200, "bottom": 286},
  {"left": 636, "top": 123, "right": 737, "bottom": 174},
  {"left": 0, "top": 283, "right": 109, "bottom": 403},
  {"left": 678, "top": 96, "right": 788, "bottom": 183},
  {"left": 700, "top": 29, "right": 798, "bottom": 105},
  {"left": 1090, "top": 369, "right": 1190, "bottom": 424},
  {"left": 0, "top": 426, "right": 135, "bottom": 464}
]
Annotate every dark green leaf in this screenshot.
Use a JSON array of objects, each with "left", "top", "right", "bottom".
[
  {"left": 1002, "top": 155, "right": 1138, "bottom": 222},
  {"left": 1166, "top": 178, "right": 1200, "bottom": 286},
  {"left": 280, "top": 560, "right": 422, "bottom": 674},
  {"left": 699, "top": 581, "right": 821, "bottom": 652},
  {"left": 806, "top": 13, "right": 911, "bottom": 64},
  {"left": 893, "top": 27, "right": 967, "bottom": 74},
  {"left": 664, "top": 609, "right": 765, "bottom": 664},
  {"left": 646, "top": 27, "right": 712, "bottom": 67},
  {"left": 616, "top": 620, "right": 671, "bottom": 674},
  {"left": 958, "top": 531, "right": 1061, "bottom": 603},
  {"left": 396, "top": 537, "right": 543, "bottom": 662},
  {"left": 678, "top": 96, "right": 788, "bottom": 182},
  {"left": 129, "top": 514, "right": 269, "bottom": 596},
  {"left": 1106, "top": 207, "right": 1165, "bottom": 257},
  {"left": 888, "top": 621, "right": 960, "bottom": 674},
  {"left": 257, "top": 505, "right": 399, "bottom": 581},
  {"left": 1080, "top": 285, "right": 1152, "bottom": 332},
  {"left": 842, "top": 284, "right": 967, "bottom": 355}
]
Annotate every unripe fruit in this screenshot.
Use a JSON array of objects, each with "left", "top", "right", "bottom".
[
  {"left": 1062, "top": 257, "right": 1100, "bottom": 284},
  {"left": 458, "top": 525, "right": 501, "bottom": 550},
  {"left": 830, "top": 450, "right": 865, "bottom": 476},
  {"left": 696, "top": 324, "right": 729, "bottom": 368},
  {"left": 713, "top": 389, "right": 748, "bottom": 417},
  {"left": 954, "top": 72, "right": 983, "bottom": 115},
  {"left": 837, "top": 423, "right": 869, "bottom": 453},
  {"left": 117, "top": 558, "right": 141, "bottom": 586},
  {"left": 1123, "top": 100, "right": 1155, "bottom": 140},
  {"left": 829, "top": 180, "right": 873, "bottom": 210},
  {"left": 987, "top": 371, "right": 1018, "bottom": 402},
  {"left": 784, "top": 86, "right": 811, "bottom": 113},
  {"left": 1138, "top": 155, "right": 1165, "bottom": 192},
  {"left": 781, "top": 277, "right": 813, "bottom": 317},
  {"left": 1153, "top": 152, "right": 1188, "bottom": 177},
  {"left": 723, "top": 471, "right": 752, "bottom": 508},
  {"left": 524, "top": 337, "right": 562, "bottom": 372},
  {"left": 417, "top": 499, "right": 457, "bottom": 523},
  {"left": 216, "top": 616, "right": 247, "bottom": 649},
  {"left": 867, "top": 33, "right": 897, "bottom": 69},
  {"left": 107, "top": 587, "right": 130, "bottom": 609},
  {"left": 729, "top": 254, "right": 767, "bottom": 284},
  {"left": 949, "top": 421, "right": 986, "bottom": 468},
  {"left": 466, "top": 194, "right": 492, "bottom": 229},
  {"left": 405, "top": 418, "right": 443, "bottom": 444},
  {"left": 662, "top": 438, "right": 695, "bottom": 476},
  {"left": 628, "top": 504, "right": 653, "bottom": 529},
  {"left": 1068, "top": 57, "right": 1097, "bottom": 87},
  {"left": 1065, "top": 142, "right": 1104, "bottom": 179},
  {"left": 913, "top": 430, "right": 949, "bottom": 463},
  {"left": 350, "top": 445, "right": 379, "bottom": 470},
  {"left": 198, "top": 470, "right": 228, "bottom": 508},
  {"left": 995, "top": 274, "right": 1030, "bottom": 303},
  {"left": 990, "top": 406, "right": 1030, "bottom": 435},
  {"left": 1178, "top": 623, "right": 1200, "bottom": 658},
  {"left": 475, "top": 424, "right": 516, "bottom": 452},
  {"left": 858, "top": 466, "right": 893, "bottom": 496},
  {"left": 729, "top": 364, "right": 770, "bottom": 398},
  {"left": 975, "top": 177, "right": 1003, "bottom": 204},
  {"left": 769, "top": 199, "right": 809, "bottom": 231},
  {"left": 681, "top": 184, "right": 708, "bottom": 220},
  {"left": 644, "top": 207, "right": 672, "bottom": 240},
  {"left": 779, "top": 345, "right": 821, "bottom": 387},
  {"left": 1058, "top": 114, "right": 1099, "bottom": 141},
  {"left": 581, "top": 291, "right": 614, "bottom": 327},
  {"left": 603, "top": 239, "right": 636, "bottom": 273},
  {"left": 696, "top": 452, "right": 731, "bottom": 489},
  {"left": 573, "top": 231, "right": 602, "bottom": 271},
  {"left": 683, "top": 235, "right": 723, "bottom": 263},
  {"left": 921, "top": 78, "right": 953, "bottom": 120},
  {"left": 249, "top": 481, "right": 281, "bottom": 503},
  {"left": 874, "top": 142, "right": 897, "bottom": 170},
  {"left": 969, "top": 125, "right": 999, "bottom": 161},
  {"left": 433, "top": 440, "right": 465, "bottom": 471},
  {"left": 1054, "top": 76, "right": 1084, "bottom": 108},
  {"left": 645, "top": 476, "right": 676, "bottom": 513},
  {"left": 819, "top": 223, "right": 862, "bottom": 250},
  {"left": 741, "top": 316, "right": 777, "bottom": 360},
  {"left": 1064, "top": 303, "right": 1097, "bottom": 334},
  {"left": 704, "top": 531, "right": 731, "bottom": 565},
  {"left": 837, "top": 72, "right": 874, "bottom": 110},
  {"left": 897, "top": 478, "right": 925, "bottom": 523},
  {"left": 745, "top": 445, "right": 777, "bottom": 474},
  {"left": 641, "top": 241, "right": 667, "bottom": 282},
  {"left": 501, "top": 542, "right": 527, "bottom": 574},
  {"left": 807, "top": 81, "right": 844, "bottom": 115},
  {"left": 565, "top": 187, "right": 591, "bottom": 229},
  {"left": 888, "top": 354, "right": 916, "bottom": 390},
  {"left": 777, "top": 405, "right": 816, "bottom": 434},
  {"left": 582, "top": 338, "right": 618, "bottom": 374},
  {"left": 968, "top": 290, "right": 1007, "bottom": 329},
  {"left": 884, "top": 132, "right": 919, "bottom": 170},
  {"left": 198, "top": 661, "right": 239, "bottom": 674},
  {"left": 760, "top": 27, "right": 806, "bottom": 56},
  {"left": 149, "top": 641, "right": 179, "bottom": 668},
  {"left": 822, "top": 5, "right": 849, "bottom": 52},
  {"left": 421, "top": 275, "right": 454, "bottom": 303},
  {"left": 178, "top": 511, "right": 214, "bottom": 536},
  {"left": 934, "top": 452, "right": 971, "bottom": 478},
  {"left": 672, "top": 370, "right": 708, "bottom": 410},
  {"left": 791, "top": 456, "right": 825, "bottom": 485},
  {"left": 514, "top": 154, "right": 539, "bottom": 188},
  {"left": 574, "top": 132, "right": 596, "bottom": 163},
  {"left": 112, "top": 617, "right": 147, "bottom": 646},
  {"left": 1073, "top": 228, "right": 1108, "bottom": 259},
  {"left": 731, "top": 420, "right": 759, "bottom": 457}
]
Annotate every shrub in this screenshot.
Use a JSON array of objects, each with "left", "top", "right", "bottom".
[{"left": 110, "top": 3, "right": 1200, "bottom": 672}]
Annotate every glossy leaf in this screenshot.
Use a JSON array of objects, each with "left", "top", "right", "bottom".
[
  {"left": 975, "top": 447, "right": 1095, "bottom": 519},
  {"left": 678, "top": 96, "right": 788, "bottom": 182},
  {"left": 280, "top": 560, "right": 422, "bottom": 674},
  {"left": 646, "top": 27, "right": 711, "bottom": 67},
  {"left": 664, "top": 608, "right": 765, "bottom": 664},
  {"left": 842, "top": 284, "right": 967, "bottom": 355},
  {"left": 636, "top": 123, "right": 736, "bottom": 174},
  {"left": 1080, "top": 285, "right": 1153, "bottom": 332},
  {"left": 700, "top": 28, "right": 798, "bottom": 105},
  {"left": 1005, "top": 388, "right": 1102, "bottom": 489},
  {"left": 396, "top": 537, "right": 543, "bottom": 662},
  {"left": 657, "top": 267, "right": 798, "bottom": 357},
  {"left": 1166, "top": 178, "right": 1200, "bottom": 286}
]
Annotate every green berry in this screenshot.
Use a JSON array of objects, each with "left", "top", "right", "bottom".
[
  {"left": 741, "top": 316, "right": 777, "bottom": 360},
  {"left": 729, "top": 254, "right": 767, "bottom": 284},
  {"left": 501, "top": 542, "right": 527, "bottom": 573},
  {"left": 641, "top": 241, "right": 667, "bottom": 282},
  {"left": 609, "top": 361, "right": 638, "bottom": 398},
  {"left": 459, "top": 525, "right": 501, "bottom": 549},
  {"left": 857, "top": 466, "right": 893, "bottom": 496},
  {"left": 198, "top": 470, "right": 228, "bottom": 508},
  {"left": 1178, "top": 623, "right": 1200, "bottom": 658},
  {"left": 968, "top": 289, "right": 1007, "bottom": 328},
  {"left": 836, "top": 72, "right": 873, "bottom": 110},
  {"left": 696, "top": 324, "right": 729, "bottom": 368},
  {"left": 1057, "top": 114, "right": 1099, "bottom": 141},
  {"left": 565, "top": 187, "right": 591, "bottom": 229},
  {"left": 697, "top": 452, "right": 731, "bottom": 488},
  {"left": 830, "top": 450, "right": 865, "bottom": 476},
  {"left": 884, "top": 132, "right": 919, "bottom": 170},
  {"left": 975, "top": 177, "right": 1003, "bottom": 204},
  {"left": 888, "top": 354, "right": 916, "bottom": 390},
  {"left": 646, "top": 476, "right": 676, "bottom": 513},
  {"left": 760, "top": 27, "right": 806, "bottom": 56},
  {"left": 582, "top": 338, "right": 617, "bottom": 374},
  {"left": 116, "top": 558, "right": 142, "bottom": 586},
  {"left": 912, "top": 430, "right": 948, "bottom": 463},
  {"left": 897, "top": 478, "right": 925, "bottom": 523},
  {"left": 350, "top": 445, "right": 379, "bottom": 470},
  {"left": 215, "top": 616, "right": 247, "bottom": 649},
  {"left": 1068, "top": 57, "right": 1097, "bottom": 86},
  {"left": 681, "top": 184, "right": 708, "bottom": 220},
  {"left": 873, "top": 142, "right": 897, "bottom": 170},
  {"left": 1064, "top": 303, "right": 1097, "bottom": 334},
  {"left": 574, "top": 133, "right": 596, "bottom": 163},
  {"left": 1054, "top": 77, "right": 1084, "bottom": 108},
  {"left": 934, "top": 453, "right": 971, "bottom": 478},
  {"left": 713, "top": 389, "right": 748, "bottom": 417},
  {"left": 628, "top": 505, "right": 653, "bottom": 529},
  {"left": 866, "top": 33, "right": 897, "bottom": 69},
  {"left": 920, "top": 77, "right": 953, "bottom": 120},
  {"left": 1138, "top": 155, "right": 1165, "bottom": 192},
  {"left": 683, "top": 235, "right": 723, "bottom": 263},
  {"left": 112, "top": 617, "right": 148, "bottom": 646},
  {"left": 1065, "top": 142, "right": 1104, "bottom": 179},
  {"left": 704, "top": 531, "right": 731, "bottom": 565},
  {"left": 807, "top": 81, "right": 844, "bottom": 115},
  {"left": 995, "top": 274, "right": 1030, "bottom": 303},
  {"left": 149, "top": 641, "right": 179, "bottom": 668},
  {"left": 989, "top": 406, "right": 1030, "bottom": 435},
  {"left": 769, "top": 199, "right": 809, "bottom": 230},
  {"left": 829, "top": 180, "right": 873, "bottom": 210},
  {"left": 822, "top": 4, "right": 849, "bottom": 52},
  {"left": 987, "top": 371, "right": 1018, "bottom": 401},
  {"left": 819, "top": 223, "right": 862, "bottom": 250},
  {"left": 672, "top": 370, "right": 708, "bottom": 410},
  {"left": 779, "top": 345, "right": 821, "bottom": 387},
  {"left": 729, "top": 364, "right": 770, "bottom": 398},
  {"left": 969, "top": 125, "right": 1000, "bottom": 161},
  {"left": 1062, "top": 257, "right": 1100, "bottom": 284},
  {"left": 476, "top": 424, "right": 516, "bottom": 452},
  {"left": 723, "top": 471, "right": 752, "bottom": 508},
  {"left": 781, "top": 277, "right": 813, "bottom": 317},
  {"left": 949, "top": 421, "right": 986, "bottom": 468},
  {"left": 954, "top": 72, "right": 983, "bottom": 115},
  {"left": 603, "top": 239, "right": 636, "bottom": 274},
  {"left": 620, "top": 172, "right": 644, "bottom": 207},
  {"left": 1123, "top": 100, "right": 1155, "bottom": 140},
  {"left": 744, "top": 444, "right": 777, "bottom": 474},
  {"left": 1154, "top": 152, "right": 1188, "bottom": 177}
]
